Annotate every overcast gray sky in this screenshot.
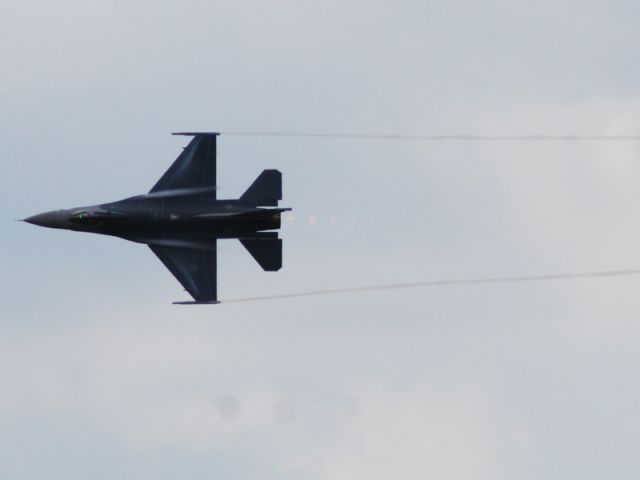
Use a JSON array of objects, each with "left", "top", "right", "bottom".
[{"left": 3, "top": 1, "right": 640, "bottom": 479}]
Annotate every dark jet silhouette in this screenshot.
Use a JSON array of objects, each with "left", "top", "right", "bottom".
[{"left": 24, "top": 133, "right": 290, "bottom": 304}]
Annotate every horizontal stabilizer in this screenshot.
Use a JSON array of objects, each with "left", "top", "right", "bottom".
[
  {"left": 240, "top": 238, "right": 282, "bottom": 271},
  {"left": 240, "top": 170, "right": 282, "bottom": 206}
]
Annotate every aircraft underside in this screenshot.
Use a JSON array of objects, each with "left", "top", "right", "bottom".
[{"left": 24, "top": 132, "right": 291, "bottom": 304}]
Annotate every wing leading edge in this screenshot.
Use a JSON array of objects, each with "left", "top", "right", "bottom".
[{"left": 150, "top": 132, "right": 219, "bottom": 194}]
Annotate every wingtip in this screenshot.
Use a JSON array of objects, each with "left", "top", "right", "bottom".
[
  {"left": 172, "top": 300, "right": 221, "bottom": 305},
  {"left": 172, "top": 132, "right": 220, "bottom": 137}
]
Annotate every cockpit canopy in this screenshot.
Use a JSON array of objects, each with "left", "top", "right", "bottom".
[{"left": 68, "top": 209, "right": 111, "bottom": 224}]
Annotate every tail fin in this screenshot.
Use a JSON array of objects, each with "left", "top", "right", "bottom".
[
  {"left": 240, "top": 237, "right": 282, "bottom": 271},
  {"left": 240, "top": 170, "right": 282, "bottom": 206}
]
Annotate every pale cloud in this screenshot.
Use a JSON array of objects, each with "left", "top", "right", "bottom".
[
  {"left": 0, "top": 310, "right": 497, "bottom": 475},
  {"left": 317, "top": 389, "right": 495, "bottom": 480}
]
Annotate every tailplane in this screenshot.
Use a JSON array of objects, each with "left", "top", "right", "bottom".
[
  {"left": 240, "top": 170, "right": 282, "bottom": 206},
  {"left": 240, "top": 237, "right": 282, "bottom": 271}
]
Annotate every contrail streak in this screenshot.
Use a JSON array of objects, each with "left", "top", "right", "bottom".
[
  {"left": 224, "top": 269, "right": 640, "bottom": 304},
  {"left": 222, "top": 132, "right": 640, "bottom": 141}
]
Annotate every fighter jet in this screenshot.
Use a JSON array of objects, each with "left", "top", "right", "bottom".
[{"left": 24, "top": 132, "right": 290, "bottom": 304}]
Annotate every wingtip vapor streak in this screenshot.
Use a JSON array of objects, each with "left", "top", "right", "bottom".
[{"left": 24, "top": 133, "right": 291, "bottom": 304}]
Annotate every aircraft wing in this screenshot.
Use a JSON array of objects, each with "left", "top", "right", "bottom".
[
  {"left": 149, "top": 243, "right": 219, "bottom": 303},
  {"left": 149, "top": 132, "right": 219, "bottom": 195}
]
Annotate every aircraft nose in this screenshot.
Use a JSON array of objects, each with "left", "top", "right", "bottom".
[{"left": 24, "top": 210, "right": 67, "bottom": 229}]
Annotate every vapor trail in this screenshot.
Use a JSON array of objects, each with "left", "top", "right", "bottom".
[
  {"left": 224, "top": 269, "right": 640, "bottom": 304},
  {"left": 222, "top": 132, "right": 640, "bottom": 141}
]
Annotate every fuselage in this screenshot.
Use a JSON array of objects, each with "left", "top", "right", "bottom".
[{"left": 25, "top": 192, "right": 287, "bottom": 245}]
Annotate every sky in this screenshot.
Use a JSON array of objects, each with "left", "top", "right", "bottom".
[{"left": 2, "top": 0, "right": 640, "bottom": 478}]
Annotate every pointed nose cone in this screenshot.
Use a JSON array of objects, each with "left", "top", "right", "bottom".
[{"left": 24, "top": 210, "right": 68, "bottom": 229}]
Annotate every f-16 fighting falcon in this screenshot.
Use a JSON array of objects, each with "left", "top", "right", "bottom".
[{"left": 23, "top": 133, "right": 290, "bottom": 304}]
